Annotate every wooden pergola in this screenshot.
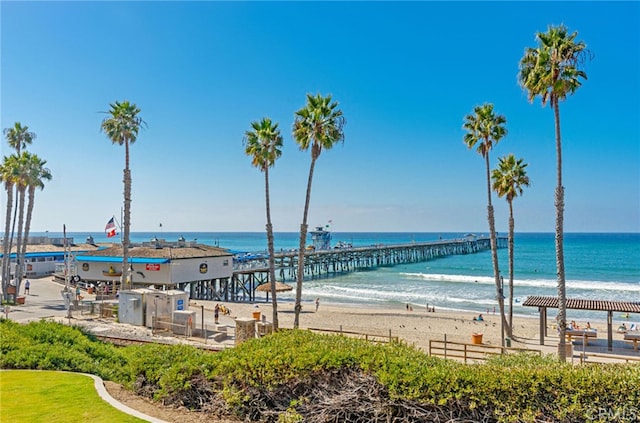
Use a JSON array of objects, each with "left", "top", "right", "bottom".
[{"left": 522, "top": 296, "right": 640, "bottom": 351}]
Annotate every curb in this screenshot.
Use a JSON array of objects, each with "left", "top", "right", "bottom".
[{"left": 84, "top": 373, "right": 169, "bottom": 423}]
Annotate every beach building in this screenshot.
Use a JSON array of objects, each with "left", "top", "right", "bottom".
[
  {"left": 75, "top": 237, "right": 234, "bottom": 296},
  {"left": 0, "top": 236, "right": 102, "bottom": 278}
]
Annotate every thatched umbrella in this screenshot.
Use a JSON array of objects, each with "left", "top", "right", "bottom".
[{"left": 256, "top": 281, "right": 293, "bottom": 301}]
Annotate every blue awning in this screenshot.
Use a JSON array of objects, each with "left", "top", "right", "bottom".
[
  {"left": 76, "top": 256, "right": 169, "bottom": 264},
  {"left": 1, "top": 251, "right": 67, "bottom": 259}
]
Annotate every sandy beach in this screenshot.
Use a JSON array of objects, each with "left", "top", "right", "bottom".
[
  {"left": 191, "top": 297, "right": 603, "bottom": 355},
  {"left": 8, "top": 276, "right": 622, "bottom": 357}
]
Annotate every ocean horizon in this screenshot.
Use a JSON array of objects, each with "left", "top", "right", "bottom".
[{"left": 29, "top": 231, "right": 640, "bottom": 324}]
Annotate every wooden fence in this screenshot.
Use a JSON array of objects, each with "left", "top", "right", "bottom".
[
  {"left": 577, "top": 352, "right": 640, "bottom": 364},
  {"left": 307, "top": 326, "right": 399, "bottom": 344},
  {"left": 429, "top": 339, "right": 541, "bottom": 363}
]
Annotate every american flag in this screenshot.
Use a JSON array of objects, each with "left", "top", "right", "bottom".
[{"left": 105, "top": 217, "right": 116, "bottom": 238}]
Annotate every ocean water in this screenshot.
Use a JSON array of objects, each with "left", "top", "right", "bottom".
[{"left": 38, "top": 231, "right": 639, "bottom": 323}]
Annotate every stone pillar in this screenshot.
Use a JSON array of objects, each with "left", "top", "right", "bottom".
[
  {"left": 257, "top": 322, "right": 273, "bottom": 337},
  {"left": 235, "top": 317, "right": 256, "bottom": 346}
]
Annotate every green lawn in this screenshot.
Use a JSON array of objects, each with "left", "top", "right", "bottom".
[{"left": 0, "top": 370, "right": 147, "bottom": 423}]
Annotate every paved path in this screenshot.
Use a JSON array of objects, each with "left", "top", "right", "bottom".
[{"left": 3, "top": 276, "right": 80, "bottom": 322}]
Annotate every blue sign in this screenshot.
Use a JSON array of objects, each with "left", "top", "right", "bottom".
[{"left": 177, "top": 299, "right": 184, "bottom": 310}]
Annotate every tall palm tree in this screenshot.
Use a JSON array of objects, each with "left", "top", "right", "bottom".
[
  {"left": 244, "top": 117, "right": 283, "bottom": 330},
  {"left": 101, "top": 100, "right": 145, "bottom": 290},
  {"left": 491, "top": 154, "right": 529, "bottom": 337},
  {"left": 17, "top": 154, "right": 52, "bottom": 294},
  {"left": 3, "top": 122, "right": 35, "bottom": 155},
  {"left": 0, "top": 155, "right": 19, "bottom": 301},
  {"left": 2, "top": 123, "right": 35, "bottom": 295},
  {"left": 292, "top": 93, "right": 345, "bottom": 328},
  {"left": 463, "top": 103, "right": 509, "bottom": 344},
  {"left": 519, "top": 24, "right": 589, "bottom": 360}
]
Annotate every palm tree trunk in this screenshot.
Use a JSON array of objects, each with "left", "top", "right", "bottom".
[
  {"left": 264, "top": 168, "right": 279, "bottom": 330},
  {"left": 7, "top": 184, "right": 20, "bottom": 290},
  {"left": 508, "top": 200, "right": 515, "bottom": 338},
  {"left": 14, "top": 187, "right": 26, "bottom": 295},
  {"left": 123, "top": 168, "right": 131, "bottom": 290},
  {"left": 122, "top": 140, "right": 131, "bottom": 291},
  {"left": 553, "top": 101, "right": 567, "bottom": 361},
  {"left": 20, "top": 187, "right": 36, "bottom": 291},
  {"left": 2, "top": 183, "right": 14, "bottom": 302},
  {"left": 294, "top": 157, "right": 317, "bottom": 329},
  {"left": 485, "top": 154, "right": 509, "bottom": 345}
]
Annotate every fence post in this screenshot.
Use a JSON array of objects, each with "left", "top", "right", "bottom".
[
  {"left": 201, "top": 305, "right": 205, "bottom": 339},
  {"left": 444, "top": 334, "right": 447, "bottom": 359}
]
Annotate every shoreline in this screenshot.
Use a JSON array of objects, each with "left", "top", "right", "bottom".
[{"left": 250, "top": 294, "right": 619, "bottom": 327}]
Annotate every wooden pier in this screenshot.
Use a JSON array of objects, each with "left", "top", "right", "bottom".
[{"left": 185, "top": 236, "right": 506, "bottom": 303}]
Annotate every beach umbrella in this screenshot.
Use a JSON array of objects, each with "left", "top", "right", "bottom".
[
  {"left": 256, "top": 281, "right": 293, "bottom": 293},
  {"left": 256, "top": 281, "right": 293, "bottom": 302}
]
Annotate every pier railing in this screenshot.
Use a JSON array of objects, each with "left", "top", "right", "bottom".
[
  {"left": 271, "top": 236, "right": 506, "bottom": 282},
  {"left": 191, "top": 236, "right": 506, "bottom": 303}
]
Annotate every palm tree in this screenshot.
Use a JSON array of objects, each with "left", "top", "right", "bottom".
[
  {"left": 100, "top": 100, "right": 145, "bottom": 290},
  {"left": 17, "top": 154, "right": 52, "bottom": 294},
  {"left": 3, "top": 122, "right": 35, "bottom": 155},
  {"left": 292, "top": 93, "right": 345, "bottom": 328},
  {"left": 244, "top": 117, "right": 283, "bottom": 330},
  {"left": 463, "top": 103, "right": 509, "bottom": 344},
  {"left": 491, "top": 154, "right": 530, "bottom": 337},
  {"left": 2, "top": 123, "right": 35, "bottom": 296},
  {"left": 519, "top": 24, "right": 589, "bottom": 360}
]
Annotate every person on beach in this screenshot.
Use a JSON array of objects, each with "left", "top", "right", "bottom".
[
  {"left": 315, "top": 298, "right": 320, "bottom": 312},
  {"left": 214, "top": 304, "right": 220, "bottom": 324},
  {"left": 475, "top": 314, "right": 484, "bottom": 321},
  {"left": 24, "top": 279, "right": 30, "bottom": 295}
]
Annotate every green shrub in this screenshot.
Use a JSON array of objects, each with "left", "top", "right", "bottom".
[
  {"left": 0, "top": 319, "right": 128, "bottom": 381},
  {"left": 2, "top": 320, "right": 639, "bottom": 423}
]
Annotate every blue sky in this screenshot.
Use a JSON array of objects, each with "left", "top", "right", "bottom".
[{"left": 2, "top": 1, "right": 639, "bottom": 233}]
